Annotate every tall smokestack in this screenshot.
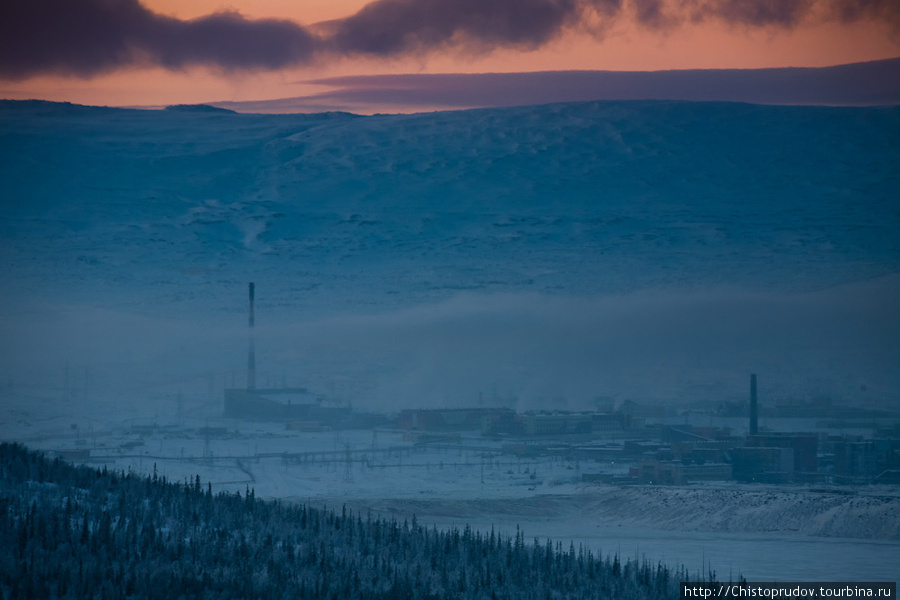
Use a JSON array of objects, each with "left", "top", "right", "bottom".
[
  {"left": 248, "top": 282, "right": 256, "bottom": 390},
  {"left": 750, "top": 373, "right": 758, "bottom": 435}
]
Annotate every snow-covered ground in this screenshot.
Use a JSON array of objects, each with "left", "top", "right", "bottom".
[
  {"left": 342, "top": 492, "right": 900, "bottom": 583},
  {"left": 1, "top": 100, "right": 899, "bottom": 412},
  {"left": 1, "top": 99, "right": 899, "bottom": 582},
  {"left": 4, "top": 416, "right": 898, "bottom": 583}
]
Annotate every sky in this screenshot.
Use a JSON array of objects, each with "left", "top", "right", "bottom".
[{"left": 0, "top": 0, "right": 899, "bottom": 111}]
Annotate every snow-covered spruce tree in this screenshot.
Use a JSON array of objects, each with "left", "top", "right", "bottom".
[{"left": 0, "top": 442, "right": 710, "bottom": 599}]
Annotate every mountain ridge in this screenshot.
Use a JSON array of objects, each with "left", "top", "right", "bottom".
[{"left": 211, "top": 57, "right": 900, "bottom": 114}]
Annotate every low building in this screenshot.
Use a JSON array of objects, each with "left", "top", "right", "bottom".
[
  {"left": 680, "top": 462, "right": 732, "bottom": 482},
  {"left": 636, "top": 460, "right": 681, "bottom": 485},
  {"left": 520, "top": 413, "right": 593, "bottom": 436},
  {"left": 731, "top": 447, "right": 794, "bottom": 483},
  {"left": 481, "top": 410, "right": 523, "bottom": 435},
  {"left": 633, "top": 460, "right": 732, "bottom": 485},
  {"left": 225, "top": 387, "right": 315, "bottom": 420},
  {"left": 398, "top": 408, "right": 514, "bottom": 431},
  {"left": 591, "top": 413, "right": 625, "bottom": 436},
  {"left": 402, "top": 431, "right": 461, "bottom": 444},
  {"left": 833, "top": 440, "right": 878, "bottom": 482},
  {"left": 746, "top": 433, "right": 818, "bottom": 474},
  {"left": 225, "top": 388, "right": 350, "bottom": 426}
]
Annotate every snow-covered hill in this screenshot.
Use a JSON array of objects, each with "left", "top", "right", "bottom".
[
  {"left": 0, "top": 99, "right": 898, "bottom": 413},
  {"left": 367, "top": 486, "right": 900, "bottom": 540},
  {"left": 1, "top": 100, "right": 898, "bottom": 584},
  {"left": 341, "top": 488, "right": 900, "bottom": 583}
]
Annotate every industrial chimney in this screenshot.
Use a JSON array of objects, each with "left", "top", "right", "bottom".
[
  {"left": 248, "top": 282, "right": 256, "bottom": 390},
  {"left": 749, "top": 373, "right": 758, "bottom": 435}
]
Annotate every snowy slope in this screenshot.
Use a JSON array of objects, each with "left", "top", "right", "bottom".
[
  {"left": 1, "top": 99, "right": 899, "bottom": 584},
  {"left": 218, "top": 58, "right": 900, "bottom": 114},
  {"left": 0, "top": 99, "right": 898, "bottom": 414}
]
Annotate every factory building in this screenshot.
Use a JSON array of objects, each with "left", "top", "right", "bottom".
[
  {"left": 222, "top": 283, "right": 355, "bottom": 427},
  {"left": 479, "top": 411, "right": 627, "bottom": 437},
  {"left": 520, "top": 413, "right": 593, "bottom": 436},
  {"left": 225, "top": 387, "right": 335, "bottom": 420},
  {"left": 398, "top": 408, "right": 514, "bottom": 431},
  {"left": 831, "top": 438, "right": 900, "bottom": 483},
  {"left": 745, "top": 433, "right": 818, "bottom": 475},
  {"left": 731, "top": 447, "right": 794, "bottom": 483},
  {"left": 634, "top": 460, "right": 732, "bottom": 485}
]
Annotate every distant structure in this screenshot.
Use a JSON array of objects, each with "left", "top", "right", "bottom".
[
  {"left": 226, "top": 386, "right": 322, "bottom": 420},
  {"left": 750, "top": 373, "right": 758, "bottom": 435},
  {"left": 248, "top": 282, "right": 256, "bottom": 390},
  {"left": 398, "top": 408, "right": 514, "bottom": 432},
  {"left": 223, "top": 283, "right": 359, "bottom": 426}
]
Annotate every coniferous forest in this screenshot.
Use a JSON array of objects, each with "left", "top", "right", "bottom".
[{"left": 0, "top": 442, "right": 722, "bottom": 599}]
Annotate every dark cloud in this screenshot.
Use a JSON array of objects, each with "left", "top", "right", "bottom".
[
  {"left": 633, "top": 0, "right": 676, "bottom": 28},
  {"left": 0, "top": 0, "right": 317, "bottom": 79},
  {"left": 320, "top": 0, "right": 598, "bottom": 55},
  {"left": 687, "top": 0, "right": 815, "bottom": 28},
  {"left": 646, "top": 0, "right": 899, "bottom": 29},
  {"left": 148, "top": 12, "right": 318, "bottom": 71},
  {"left": 828, "top": 0, "right": 900, "bottom": 29},
  {"left": 0, "top": 0, "right": 897, "bottom": 80}
]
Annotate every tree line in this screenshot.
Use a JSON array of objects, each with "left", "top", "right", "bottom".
[{"left": 0, "top": 442, "right": 729, "bottom": 599}]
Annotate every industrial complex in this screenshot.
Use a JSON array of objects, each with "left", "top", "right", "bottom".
[{"left": 213, "top": 284, "right": 900, "bottom": 488}]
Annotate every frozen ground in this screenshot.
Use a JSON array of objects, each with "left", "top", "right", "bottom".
[
  {"left": 1, "top": 99, "right": 899, "bottom": 582},
  {"left": 341, "top": 493, "right": 900, "bottom": 583},
  {"left": 4, "top": 417, "right": 898, "bottom": 583},
  {"left": 1, "top": 100, "right": 898, "bottom": 412}
]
